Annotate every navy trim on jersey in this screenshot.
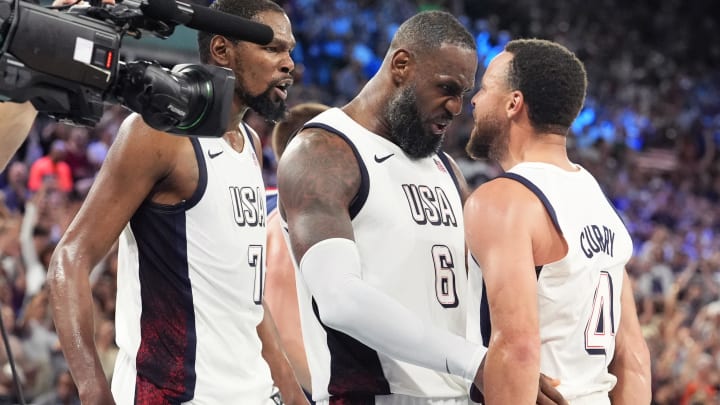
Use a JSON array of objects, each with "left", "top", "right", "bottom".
[
  {"left": 436, "top": 151, "right": 462, "bottom": 195},
  {"left": 470, "top": 254, "right": 492, "bottom": 348},
  {"left": 479, "top": 280, "right": 490, "bottom": 348},
  {"left": 311, "top": 298, "right": 390, "bottom": 400},
  {"left": 474, "top": 258, "right": 544, "bottom": 349},
  {"left": 302, "top": 123, "right": 370, "bottom": 220},
  {"left": 185, "top": 138, "right": 208, "bottom": 210},
  {"left": 141, "top": 138, "right": 207, "bottom": 213},
  {"left": 499, "top": 172, "right": 562, "bottom": 235},
  {"left": 130, "top": 207, "right": 197, "bottom": 402},
  {"left": 242, "top": 121, "right": 256, "bottom": 151}
]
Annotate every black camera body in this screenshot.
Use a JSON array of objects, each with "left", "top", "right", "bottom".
[{"left": 0, "top": 0, "right": 270, "bottom": 137}]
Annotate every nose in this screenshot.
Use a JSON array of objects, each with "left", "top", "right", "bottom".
[
  {"left": 446, "top": 96, "right": 463, "bottom": 117},
  {"left": 470, "top": 91, "right": 479, "bottom": 108},
  {"left": 280, "top": 52, "right": 295, "bottom": 74}
]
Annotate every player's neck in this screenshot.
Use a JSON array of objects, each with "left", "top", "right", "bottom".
[
  {"left": 503, "top": 133, "right": 576, "bottom": 171},
  {"left": 223, "top": 128, "right": 246, "bottom": 153},
  {"left": 343, "top": 94, "right": 391, "bottom": 139}
]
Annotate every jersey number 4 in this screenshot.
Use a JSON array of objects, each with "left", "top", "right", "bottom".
[
  {"left": 432, "top": 245, "right": 458, "bottom": 308},
  {"left": 585, "top": 271, "right": 615, "bottom": 355},
  {"left": 248, "top": 245, "right": 264, "bottom": 305}
]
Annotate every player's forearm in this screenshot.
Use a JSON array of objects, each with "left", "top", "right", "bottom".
[
  {"left": 47, "top": 245, "right": 111, "bottom": 399},
  {"left": 608, "top": 350, "right": 651, "bottom": 404},
  {"left": 609, "top": 271, "right": 652, "bottom": 404},
  {"left": 302, "top": 238, "right": 486, "bottom": 381},
  {"left": 0, "top": 101, "right": 37, "bottom": 170},
  {"left": 483, "top": 338, "right": 540, "bottom": 404},
  {"left": 258, "top": 303, "right": 309, "bottom": 405}
]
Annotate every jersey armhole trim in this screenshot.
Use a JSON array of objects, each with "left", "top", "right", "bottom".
[
  {"left": 499, "top": 172, "right": 561, "bottom": 235},
  {"left": 302, "top": 122, "right": 369, "bottom": 220}
]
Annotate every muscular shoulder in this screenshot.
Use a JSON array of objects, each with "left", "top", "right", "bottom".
[
  {"left": 465, "top": 177, "right": 546, "bottom": 233},
  {"left": 110, "top": 114, "right": 195, "bottom": 193},
  {"left": 277, "top": 127, "right": 361, "bottom": 211},
  {"left": 114, "top": 114, "right": 188, "bottom": 157}
]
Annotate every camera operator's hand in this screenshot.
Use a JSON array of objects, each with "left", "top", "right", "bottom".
[
  {"left": 51, "top": 0, "right": 115, "bottom": 6},
  {"left": 0, "top": 101, "right": 37, "bottom": 171}
]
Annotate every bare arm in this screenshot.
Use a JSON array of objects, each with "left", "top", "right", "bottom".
[
  {"left": 608, "top": 271, "right": 652, "bottom": 405},
  {"left": 0, "top": 102, "right": 37, "bottom": 170},
  {"left": 464, "top": 179, "right": 543, "bottom": 404},
  {"left": 258, "top": 302, "right": 309, "bottom": 405},
  {"left": 277, "top": 129, "right": 358, "bottom": 257},
  {"left": 47, "top": 114, "right": 181, "bottom": 404},
  {"left": 265, "top": 212, "right": 311, "bottom": 392}
]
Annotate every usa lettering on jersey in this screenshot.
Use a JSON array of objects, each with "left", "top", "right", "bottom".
[
  {"left": 401, "top": 184, "right": 457, "bottom": 227},
  {"left": 230, "top": 186, "right": 266, "bottom": 227},
  {"left": 580, "top": 225, "right": 615, "bottom": 258}
]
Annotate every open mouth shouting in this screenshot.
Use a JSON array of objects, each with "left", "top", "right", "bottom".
[{"left": 273, "top": 79, "right": 293, "bottom": 101}]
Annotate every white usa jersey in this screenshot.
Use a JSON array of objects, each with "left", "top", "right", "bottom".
[
  {"left": 113, "top": 124, "right": 273, "bottom": 404},
  {"left": 285, "top": 108, "right": 469, "bottom": 402},
  {"left": 468, "top": 162, "right": 633, "bottom": 405}
]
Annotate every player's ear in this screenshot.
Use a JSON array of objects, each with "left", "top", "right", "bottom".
[
  {"left": 210, "top": 35, "right": 234, "bottom": 68},
  {"left": 390, "top": 49, "right": 412, "bottom": 86},
  {"left": 506, "top": 90, "right": 523, "bottom": 119}
]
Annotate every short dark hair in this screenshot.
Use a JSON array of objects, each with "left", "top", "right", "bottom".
[
  {"left": 197, "top": 0, "right": 285, "bottom": 63},
  {"left": 272, "top": 102, "right": 329, "bottom": 159},
  {"left": 504, "top": 39, "right": 587, "bottom": 135},
  {"left": 389, "top": 11, "right": 476, "bottom": 56}
]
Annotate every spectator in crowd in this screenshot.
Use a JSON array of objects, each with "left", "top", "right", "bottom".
[
  {"left": 1, "top": 162, "right": 29, "bottom": 214},
  {"left": 27, "top": 140, "right": 72, "bottom": 194}
]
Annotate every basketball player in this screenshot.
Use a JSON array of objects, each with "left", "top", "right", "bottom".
[
  {"left": 46, "top": 0, "right": 308, "bottom": 404},
  {"left": 463, "top": 39, "right": 651, "bottom": 404},
  {"left": 266, "top": 102, "right": 330, "bottom": 395},
  {"left": 277, "top": 11, "right": 565, "bottom": 405}
]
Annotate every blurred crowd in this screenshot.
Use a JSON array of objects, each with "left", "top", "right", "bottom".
[{"left": 0, "top": 0, "right": 717, "bottom": 403}]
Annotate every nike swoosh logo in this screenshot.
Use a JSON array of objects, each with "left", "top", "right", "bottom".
[
  {"left": 208, "top": 150, "right": 224, "bottom": 159},
  {"left": 374, "top": 153, "right": 394, "bottom": 163}
]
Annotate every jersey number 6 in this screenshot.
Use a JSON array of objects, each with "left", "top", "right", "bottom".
[{"left": 432, "top": 245, "right": 458, "bottom": 308}]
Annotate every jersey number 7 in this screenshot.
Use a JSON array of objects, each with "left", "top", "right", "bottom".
[{"left": 248, "top": 245, "right": 264, "bottom": 305}]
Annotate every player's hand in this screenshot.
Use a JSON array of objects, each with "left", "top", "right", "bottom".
[
  {"left": 537, "top": 373, "right": 568, "bottom": 405},
  {"left": 470, "top": 359, "right": 568, "bottom": 405}
]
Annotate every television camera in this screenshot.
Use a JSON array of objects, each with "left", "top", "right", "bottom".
[{"left": 0, "top": 0, "right": 274, "bottom": 136}]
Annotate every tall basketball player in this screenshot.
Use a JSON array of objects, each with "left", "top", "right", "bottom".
[
  {"left": 464, "top": 39, "right": 651, "bottom": 405},
  {"left": 47, "top": 1, "right": 308, "bottom": 404}
]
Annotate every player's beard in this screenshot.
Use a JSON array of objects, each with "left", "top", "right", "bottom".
[
  {"left": 466, "top": 114, "right": 509, "bottom": 162},
  {"left": 236, "top": 82, "right": 288, "bottom": 123},
  {"left": 386, "top": 85, "right": 444, "bottom": 159}
]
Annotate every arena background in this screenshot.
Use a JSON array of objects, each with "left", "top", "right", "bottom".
[{"left": 0, "top": 0, "right": 718, "bottom": 403}]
